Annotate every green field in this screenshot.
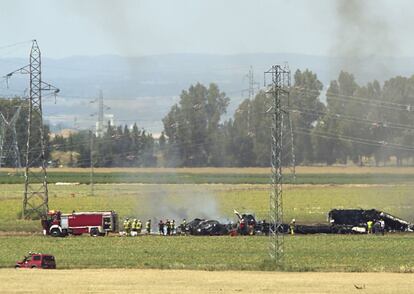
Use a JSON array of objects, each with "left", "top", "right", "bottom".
[
  {"left": 1, "top": 167, "right": 414, "bottom": 273},
  {"left": 1, "top": 235, "right": 414, "bottom": 272},
  {"left": 2, "top": 171, "right": 414, "bottom": 184},
  {"left": 1, "top": 183, "right": 414, "bottom": 232}
]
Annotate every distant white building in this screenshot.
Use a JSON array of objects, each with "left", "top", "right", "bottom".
[{"left": 95, "top": 114, "right": 115, "bottom": 137}]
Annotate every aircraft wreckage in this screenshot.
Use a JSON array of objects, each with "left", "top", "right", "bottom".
[{"left": 179, "top": 209, "right": 414, "bottom": 236}]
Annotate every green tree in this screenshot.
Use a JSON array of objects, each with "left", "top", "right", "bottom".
[
  {"left": 162, "top": 83, "right": 229, "bottom": 167},
  {"left": 289, "top": 69, "right": 325, "bottom": 164}
]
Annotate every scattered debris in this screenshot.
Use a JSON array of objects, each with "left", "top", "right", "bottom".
[{"left": 329, "top": 209, "right": 414, "bottom": 232}]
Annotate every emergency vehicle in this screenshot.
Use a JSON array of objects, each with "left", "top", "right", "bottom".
[
  {"left": 41, "top": 210, "right": 118, "bottom": 237},
  {"left": 15, "top": 253, "right": 56, "bottom": 269}
]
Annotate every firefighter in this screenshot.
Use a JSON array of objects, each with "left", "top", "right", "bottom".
[
  {"left": 131, "top": 219, "right": 138, "bottom": 234},
  {"left": 239, "top": 219, "right": 246, "bottom": 235},
  {"left": 137, "top": 220, "right": 142, "bottom": 234},
  {"left": 166, "top": 219, "right": 171, "bottom": 235},
  {"left": 373, "top": 220, "right": 381, "bottom": 234},
  {"left": 289, "top": 219, "right": 296, "bottom": 235},
  {"left": 123, "top": 218, "right": 131, "bottom": 236},
  {"left": 181, "top": 218, "right": 187, "bottom": 235},
  {"left": 367, "top": 220, "right": 373, "bottom": 234},
  {"left": 171, "top": 220, "right": 176, "bottom": 235},
  {"left": 379, "top": 219, "right": 385, "bottom": 235},
  {"left": 146, "top": 219, "right": 151, "bottom": 234},
  {"left": 158, "top": 220, "right": 164, "bottom": 235}
]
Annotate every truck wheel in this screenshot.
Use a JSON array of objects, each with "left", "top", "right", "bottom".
[
  {"left": 14, "top": 265, "right": 20, "bottom": 269},
  {"left": 50, "top": 228, "right": 61, "bottom": 237},
  {"left": 31, "top": 265, "right": 37, "bottom": 269},
  {"left": 90, "top": 228, "right": 99, "bottom": 237}
]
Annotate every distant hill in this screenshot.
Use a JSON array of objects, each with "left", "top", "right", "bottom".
[{"left": 1, "top": 53, "right": 414, "bottom": 133}]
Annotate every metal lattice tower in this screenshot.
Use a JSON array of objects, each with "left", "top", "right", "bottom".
[
  {"left": 243, "top": 66, "right": 260, "bottom": 134},
  {"left": 247, "top": 66, "right": 259, "bottom": 100},
  {"left": 5, "top": 40, "right": 59, "bottom": 219},
  {"left": 97, "top": 90, "right": 104, "bottom": 137},
  {"left": 0, "top": 106, "right": 22, "bottom": 169},
  {"left": 264, "top": 64, "right": 291, "bottom": 263}
]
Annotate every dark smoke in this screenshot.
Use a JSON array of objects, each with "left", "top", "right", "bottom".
[{"left": 333, "top": 0, "right": 397, "bottom": 78}]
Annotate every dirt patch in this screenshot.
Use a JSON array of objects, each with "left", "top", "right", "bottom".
[{"left": 1, "top": 269, "right": 413, "bottom": 293}]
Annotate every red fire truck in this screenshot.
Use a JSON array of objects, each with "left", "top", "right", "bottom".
[{"left": 41, "top": 210, "right": 118, "bottom": 237}]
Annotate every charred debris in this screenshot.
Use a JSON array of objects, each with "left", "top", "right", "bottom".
[{"left": 179, "top": 209, "right": 413, "bottom": 236}]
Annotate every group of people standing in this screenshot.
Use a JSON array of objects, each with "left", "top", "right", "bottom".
[
  {"left": 123, "top": 218, "right": 151, "bottom": 236},
  {"left": 367, "top": 219, "right": 386, "bottom": 235},
  {"left": 123, "top": 218, "right": 187, "bottom": 236},
  {"left": 158, "top": 219, "right": 184, "bottom": 235}
]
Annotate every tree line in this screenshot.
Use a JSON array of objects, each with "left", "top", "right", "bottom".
[
  {"left": 1, "top": 69, "right": 414, "bottom": 167},
  {"left": 161, "top": 70, "right": 414, "bottom": 167}
]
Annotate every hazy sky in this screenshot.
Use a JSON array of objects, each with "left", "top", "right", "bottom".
[{"left": 1, "top": 0, "right": 413, "bottom": 58}]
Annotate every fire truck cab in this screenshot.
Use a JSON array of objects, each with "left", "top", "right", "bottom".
[{"left": 42, "top": 210, "right": 118, "bottom": 237}]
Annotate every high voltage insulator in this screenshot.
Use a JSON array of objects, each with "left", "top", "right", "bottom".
[
  {"left": 4, "top": 40, "right": 59, "bottom": 219},
  {"left": 264, "top": 64, "right": 291, "bottom": 264}
]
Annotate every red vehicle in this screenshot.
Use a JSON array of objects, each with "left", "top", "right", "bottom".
[
  {"left": 15, "top": 253, "right": 56, "bottom": 269},
  {"left": 41, "top": 210, "right": 118, "bottom": 237}
]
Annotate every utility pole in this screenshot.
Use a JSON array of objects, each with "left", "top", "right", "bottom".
[
  {"left": 264, "top": 64, "right": 290, "bottom": 263},
  {"left": 247, "top": 66, "right": 259, "bottom": 100},
  {"left": 242, "top": 66, "right": 260, "bottom": 134},
  {"left": 0, "top": 105, "right": 22, "bottom": 170},
  {"left": 90, "top": 90, "right": 110, "bottom": 137},
  {"left": 4, "top": 40, "right": 59, "bottom": 219},
  {"left": 97, "top": 90, "right": 104, "bottom": 137},
  {"left": 89, "top": 130, "right": 94, "bottom": 196}
]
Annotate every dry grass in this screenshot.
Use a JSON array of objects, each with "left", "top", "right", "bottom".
[
  {"left": 4, "top": 166, "right": 414, "bottom": 174},
  {"left": 1, "top": 269, "right": 413, "bottom": 293}
]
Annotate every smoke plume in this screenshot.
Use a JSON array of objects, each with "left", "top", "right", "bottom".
[
  {"left": 133, "top": 184, "right": 227, "bottom": 226},
  {"left": 333, "top": 0, "right": 397, "bottom": 78}
]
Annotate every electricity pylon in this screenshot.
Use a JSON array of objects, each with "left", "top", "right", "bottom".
[
  {"left": 5, "top": 40, "right": 59, "bottom": 219},
  {"left": 264, "top": 64, "right": 291, "bottom": 263}
]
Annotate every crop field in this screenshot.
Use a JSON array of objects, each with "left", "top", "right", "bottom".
[
  {"left": 1, "top": 183, "right": 414, "bottom": 232},
  {"left": 1, "top": 167, "right": 414, "bottom": 275},
  {"left": 1, "top": 269, "right": 414, "bottom": 294},
  {"left": 2, "top": 166, "right": 414, "bottom": 184},
  {"left": 1, "top": 235, "right": 414, "bottom": 272},
  {"left": 5, "top": 166, "right": 414, "bottom": 174}
]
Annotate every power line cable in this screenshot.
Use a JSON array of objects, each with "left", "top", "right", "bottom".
[
  {"left": 295, "top": 127, "right": 414, "bottom": 152},
  {"left": 288, "top": 107, "right": 414, "bottom": 133}
]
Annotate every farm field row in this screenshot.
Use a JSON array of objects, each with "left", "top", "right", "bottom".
[
  {"left": 2, "top": 168, "right": 414, "bottom": 184},
  {"left": 1, "top": 269, "right": 413, "bottom": 293},
  {"left": 1, "top": 235, "right": 414, "bottom": 272},
  {"left": 4, "top": 166, "right": 414, "bottom": 174},
  {"left": 1, "top": 183, "right": 413, "bottom": 232}
]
